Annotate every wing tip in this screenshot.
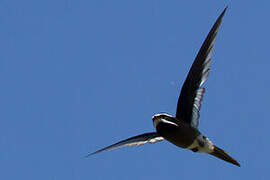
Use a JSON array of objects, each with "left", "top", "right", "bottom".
[
  {"left": 85, "top": 150, "right": 101, "bottom": 158},
  {"left": 85, "top": 154, "right": 93, "bottom": 158},
  {"left": 224, "top": 6, "right": 228, "bottom": 12},
  {"left": 219, "top": 6, "right": 228, "bottom": 20}
]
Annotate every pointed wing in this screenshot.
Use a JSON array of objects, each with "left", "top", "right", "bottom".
[
  {"left": 176, "top": 7, "right": 227, "bottom": 128},
  {"left": 86, "top": 132, "right": 164, "bottom": 157}
]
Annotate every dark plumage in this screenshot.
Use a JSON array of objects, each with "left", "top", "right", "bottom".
[{"left": 87, "top": 7, "right": 240, "bottom": 167}]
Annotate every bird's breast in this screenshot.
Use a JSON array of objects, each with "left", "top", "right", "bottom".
[{"left": 155, "top": 121, "right": 200, "bottom": 149}]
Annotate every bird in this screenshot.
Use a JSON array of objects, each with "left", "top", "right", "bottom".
[{"left": 87, "top": 7, "right": 240, "bottom": 167}]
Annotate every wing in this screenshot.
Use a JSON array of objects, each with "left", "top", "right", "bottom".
[
  {"left": 86, "top": 132, "right": 164, "bottom": 157},
  {"left": 175, "top": 7, "right": 227, "bottom": 128}
]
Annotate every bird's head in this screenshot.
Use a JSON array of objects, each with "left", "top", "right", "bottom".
[{"left": 152, "top": 113, "right": 176, "bottom": 129}]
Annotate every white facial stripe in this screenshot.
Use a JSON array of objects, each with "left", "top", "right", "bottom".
[
  {"left": 153, "top": 118, "right": 178, "bottom": 129},
  {"left": 152, "top": 113, "right": 172, "bottom": 119}
]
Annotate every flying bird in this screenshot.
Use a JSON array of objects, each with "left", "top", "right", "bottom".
[{"left": 87, "top": 7, "right": 240, "bottom": 167}]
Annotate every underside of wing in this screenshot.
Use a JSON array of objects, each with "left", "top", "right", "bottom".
[
  {"left": 86, "top": 132, "right": 164, "bottom": 157},
  {"left": 175, "top": 7, "right": 227, "bottom": 128}
]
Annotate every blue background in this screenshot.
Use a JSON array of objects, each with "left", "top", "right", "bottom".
[{"left": 0, "top": 0, "right": 268, "bottom": 179}]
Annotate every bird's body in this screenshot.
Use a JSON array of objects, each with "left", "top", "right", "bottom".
[
  {"left": 87, "top": 7, "right": 240, "bottom": 167},
  {"left": 153, "top": 113, "right": 215, "bottom": 154},
  {"left": 153, "top": 113, "right": 200, "bottom": 149}
]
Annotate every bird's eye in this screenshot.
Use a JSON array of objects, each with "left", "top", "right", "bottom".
[{"left": 202, "top": 136, "right": 206, "bottom": 139}]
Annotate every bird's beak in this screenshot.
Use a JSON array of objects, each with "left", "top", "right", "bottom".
[{"left": 210, "top": 145, "right": 240, "bottom": 167}]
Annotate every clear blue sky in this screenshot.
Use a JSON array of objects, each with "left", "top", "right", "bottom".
[{"left": 0, "top": 0, "right": 269, "bottom": 179}]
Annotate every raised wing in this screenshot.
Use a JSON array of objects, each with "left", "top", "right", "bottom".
[
  {"left": 176, "top": 7, "right": 227, "bottom": 128},
  {"left": 86, "top": 132, "right": 164, "bottom": 157}
]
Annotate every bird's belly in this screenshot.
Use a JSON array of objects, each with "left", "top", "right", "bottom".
[{"left": 156, "top": 122, "right": 199, "bottom": 149}]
